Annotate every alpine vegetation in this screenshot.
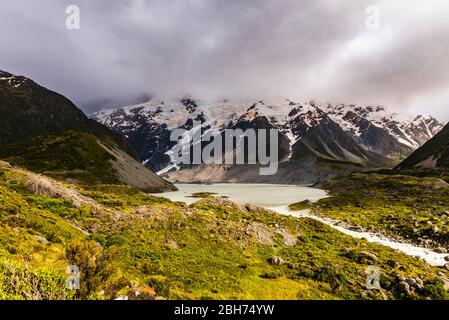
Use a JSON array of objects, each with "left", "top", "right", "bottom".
[{"left": 2, "top": 0, "right": 449, "bottom": 304}]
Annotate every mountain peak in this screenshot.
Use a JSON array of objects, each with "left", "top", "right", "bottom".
[
  {"left": 396, "top": 123, "right": 449, "bottom": 170},
  {"left": 0, "top": 70, "right": 33, "bottom": 89},
  {"left": 0, "top": 69, "right": 176, "bottom": 192},
  {"left": 94, "top": 97, "right": 444, "bottom": 176}
]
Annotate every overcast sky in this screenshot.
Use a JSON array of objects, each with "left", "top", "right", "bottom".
[{"left": 1, "top": 0, "right": 449, "bottom": 119}]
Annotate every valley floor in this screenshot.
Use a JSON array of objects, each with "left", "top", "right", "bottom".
[{"left": 1, "top": 162, "right": 449, "bottom": 300}]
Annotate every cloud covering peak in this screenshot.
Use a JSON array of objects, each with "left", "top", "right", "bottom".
[{"left": 1, "top": 0, "right": 449, "bottom": 119}]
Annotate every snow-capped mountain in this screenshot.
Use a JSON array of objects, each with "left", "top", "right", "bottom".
[
  {"left": 324, "top": 104, "right": 443, "bottom": 150},
  {"left": 396, "top": 122, "right": 449, "bottom": 170},
  {"left": 92, "top": 97, "right": 444, "bottom": 182}
]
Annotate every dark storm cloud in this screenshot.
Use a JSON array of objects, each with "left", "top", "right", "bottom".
[{"left": 1, "top": 0, "right": 449, "bottom": 119}]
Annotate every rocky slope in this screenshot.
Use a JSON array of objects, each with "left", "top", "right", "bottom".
[
  {"left": 396, "top": 123, "right": 449, "bottom": 169},
  {"left": 0, "top": 70, "right": 175, "bottom": 192},
  {"left": 93, "top": 98, "right": 443, "bottom": 183}
]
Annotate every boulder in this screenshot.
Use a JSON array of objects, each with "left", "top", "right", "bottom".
[
  {"left": 437, "top": 272, "right": 449, "bottom": 291},
  {"left": 398, "top": 281, "right": 412, "bottom": 296},
  {"left": 415, "top": 278, "right": 424, "bottom": 290},
  {"left": 401, "top": 277, "right": 424, "bottom": 292},
  {"left": 33, "top": 235, "right": 48, "bottom": 244},
  {"left": 349, "top": 226, "right": 365, "bottom": 232},
  {"left": 359, "top": 251, "right": 378, "bottom": 263},
  {"left": 164, "top": 238, "right": 178, "bottom": 249},
  {"left": 267, "top": 256, "right": 285, "bottom": 266}
]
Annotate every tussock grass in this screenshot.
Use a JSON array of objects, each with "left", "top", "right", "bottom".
[
  {"left": 0, "top": 258, "right": 72, "bottom": 300},
  {"left": 23, "top": 172, "right": 99, "bottom": 209},
  {"left": 0, "top": 160, "right": 11, "bottom": 169}
]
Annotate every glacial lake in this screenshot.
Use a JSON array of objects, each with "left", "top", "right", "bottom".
[
  {"left": 156, "top": 183, "right": 328, "bottom": 209},
  {"left": 155, "top": 183, "right": 449, "bottom": 266}
]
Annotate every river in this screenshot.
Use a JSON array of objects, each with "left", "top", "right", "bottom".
[{"left": 156, "top": 183, "right": 448, "bottom": 266}]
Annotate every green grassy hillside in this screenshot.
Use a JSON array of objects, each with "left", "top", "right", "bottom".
[
  {"left": 0, "top": 70, "right": 173, "bottom": 192},
  {"left": 0, "top": 131, "right": 116, "bottom": 184},
  {"left": 314, "top": 172, "right": 449, "bottom": 249},
  {"left": 0, "top": 131, "right": 175, "bottom": 192},
  {"left": 0, "top": 164, "right": 448, "bottom": 300}
]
